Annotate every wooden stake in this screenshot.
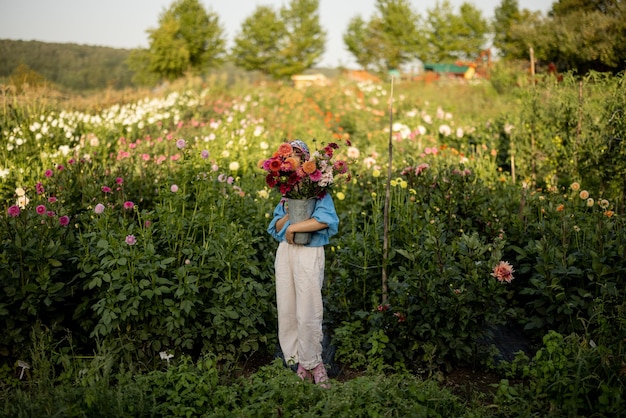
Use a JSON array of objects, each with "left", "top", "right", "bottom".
[
  {"left": 529, "top": 47, "right": 535, "bottom": 80},
  {"left": 382, "top": 76, "right": 394, "bottom": 303}
]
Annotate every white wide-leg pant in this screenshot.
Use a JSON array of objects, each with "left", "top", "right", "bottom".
[{"left": 275, "top": 241, "right": 325, "bottom": 370}]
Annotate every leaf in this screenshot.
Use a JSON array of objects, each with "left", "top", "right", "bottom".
[
  {"left": 181, "top": 300, "right": 193, "bottom": 314},
  {"left": 509, "top": 245, "right": 527, "bottom": 257},
  {"left": 88, "top": 276, "right": 102, "bottom": 289},
  {"left": 48, "top": 282, "right": 65, "bottom": 294},
  {"left": 23, "top": 283, "right": 38, "bottom": 293},
  {"left": 48, "top": 259, "right": 62, "bottom": 267},
  {"left": 395, "top": 248, "right": 415, "bottom": 261},
  {"left": 225, "top": 308, "right": 239, "bottom": 320},
  {"left": 161, "top": 257, "right": 176, "bottom": 266},
  {"left": 154, "top": 286, "right": 171, "bottom": 296}
]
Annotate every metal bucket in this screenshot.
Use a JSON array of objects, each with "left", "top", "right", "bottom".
[{"left": 287, "top": 198, "right": 316, "bottom": 245}]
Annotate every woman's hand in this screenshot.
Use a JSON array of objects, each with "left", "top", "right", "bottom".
[
  {"left": 276, "top": 214, "right": 289, "bottom": 233},
  {"left": 285, "top": 219, "right": 328, "bottom": 245},
  {"left": 285, "top": 227, "right": 295, "bottom": 245}
]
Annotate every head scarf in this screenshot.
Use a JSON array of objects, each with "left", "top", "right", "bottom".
[{"left": 289, "top": 139, "right": 310, "bottom": 160}]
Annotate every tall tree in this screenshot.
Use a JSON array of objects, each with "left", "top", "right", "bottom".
[
  {"left": 551, "top": 0, "right": 621, "bottom": 15},
  {"left": 231, "top": 0, "right": 325, "bottom": 79},
  {"left": 144, "top": 14, "right": 191, "bottom": 80},
  {"left": 274, "top": 0, "right": 327, "bottom": 78},
  {"left": 505, "top": 10, "right": 552, "bottom": 61},
  {"left": 546, "top": 0, "right": 626, "bottom": 72},
  {"left": 231, "top": 6, "right": 285, "bottom": 76},
  {"left": 457, "top": 3, "right": 489, "bottom": 60},
  {"left": 423, "top": 1, "right": 488, "bottom": 63},
  {"left": 343, "top": 0, "right": 422, "bottom": 73},
  {"left": 129, "top": 0, "right": 226, "bottom": 82},
  {"left": 507, "top": 0, "right": 626, "bottom": 73},
  {"left": 376, "top": 0, "right": 424, "bottom": 70},
  {"left": 343, "top": 16, "right": 375, "bottom": 70},
  {"left": 492, "top": 0, "right": 522, "bottom": 58}
]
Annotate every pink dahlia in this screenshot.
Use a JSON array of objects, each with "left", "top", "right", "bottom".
[
  {"left": 7, "top": 205, "right": 20, "bottom": 217},
  {"left": 491, "top": 261, "right": 515, "bottom": 283}
]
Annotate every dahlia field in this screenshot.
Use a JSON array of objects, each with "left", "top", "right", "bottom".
[{"left": 1, "top": 73, "right": 624, "bottom": 416}]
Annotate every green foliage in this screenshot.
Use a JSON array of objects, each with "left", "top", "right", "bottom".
[
  {"left": 0, "top": 187, "right": 78, "bottom": 357},
  {"left": 546, "top": 0, "right": 626, "bottom": 73},
  {"left": 493, "top": 331, "right": 626, "bottom": 417},
  {"left": 0, "top": 40, "right": 134, "bottom": 91},
  {"left": 232, "top": 0, "right": 326, "bottom": 79},
  {"left": 72, "top": 164, "right": 275, "bottom": 366},
  {"left": 8, "top": 63, "right": 48, "bottom": 92},
  {"left": 231, "top": 0, "right": 327, "bottom": 79},
  {"left": 576, "top": 73, "right": 626, "bottom": 204},
  {"left": 503, "top": 72, "right": 626, "bottom": 206},
  {"left": 130, "top": 355, "right": 220, "bottom": 416},
  {"left": 344, "top": 0, "right": 422, "bottom": 73},
  {"left": 131, "top": 0, "right": 227, "bottom": 82},
  {"left": 507, "top": 180, "right": 626, "bottom": 342},
  {"left": 373, "top": 0, "right": 423, "bottom": 70},
  {"left": 502, "top": 0, "right": 626, "bottom": 73},
  {"left": 423, "top": 0, "right": 489, "bottom": 63},
  {"left": 330, "top": 165, "right": 521, "bottom": 372},
  {"left": 492, "top": 0, "right": 547, "bottom": 62},
  {"left": 231, "top": 6, "right": 285, "bottom": 77},
  {"left": 345, "top": 0, "right": 489, "bottom": 72},
  {"left": 2, "top": 357, "right": 473, "bottom": 417},
  {"left": 488, "top": 59, "right": 529, "bottom": 94},
  {"left": 343, "top": 16, "right": 381, "bottom": 71},
  {"left": 274, "top": 0, "right": 327, "bottom": 79},
  {"left": 7, "top": 342, "right": 452, "bottom": 417},
  {"left": 492, "top": 0, "right": 522, "bottom": 59}
]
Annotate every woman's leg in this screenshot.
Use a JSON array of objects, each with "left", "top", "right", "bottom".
[
  {"left": 275, "top": 241, "right": 299, "bottom": 364},
  {"left": 292, "top": 245, "right": 325, "bottom": 370}
]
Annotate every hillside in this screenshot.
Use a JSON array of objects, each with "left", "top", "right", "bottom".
[
  {"left": 0, "top": 39, "right": 135, "bottom": 91},
  {"left": 0, "top": 39, "right": 346, "bottom": 94}
]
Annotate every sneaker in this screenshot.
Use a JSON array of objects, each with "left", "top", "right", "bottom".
[
  {"left": 311, "top": 363, "right": 330, "bottom": 388},
  {"left": 296, "top": 363, "right": 312, "bottom": 382}
]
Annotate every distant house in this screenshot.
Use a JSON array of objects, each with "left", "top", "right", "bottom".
[
  {"left": 423, "top": 63, "right": 475, "bottom": 79},
  {"left": 342, "top": 69, "right": 381, "bottom": 83},
  {"left": 291, "top": 73, "right": 329, "bottom": 89}
]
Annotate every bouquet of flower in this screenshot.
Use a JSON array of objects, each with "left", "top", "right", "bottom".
[{"left": 261, "top": 140, "right": 350, "bottom": 199}]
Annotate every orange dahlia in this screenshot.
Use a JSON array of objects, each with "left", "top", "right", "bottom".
[
  {"left": 269, "top": 159, "right": 282, "bottom": 172},
  {"left": 277, "top": 143, "right": 293, "bottom": 157},
  {"left": 302, "top": 160, "right": 317, "bottom": 174},
  {"left": 284, "top": 157, "right": 300, "bottom": 169}
]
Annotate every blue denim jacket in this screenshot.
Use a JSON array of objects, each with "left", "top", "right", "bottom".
[{"left": 267, "top": 194, "right": 339, "bottom": 247}]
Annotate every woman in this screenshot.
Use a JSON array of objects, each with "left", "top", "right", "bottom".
[{"left": 267, "top": 140, "right": 339, "bottom": 387}]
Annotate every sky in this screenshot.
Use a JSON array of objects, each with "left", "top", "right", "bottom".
[{"left": 0, "top": 0, "right": 552, "bottom": 68}]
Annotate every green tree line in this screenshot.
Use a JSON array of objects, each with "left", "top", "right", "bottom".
[
  {"left": 0, "top": 39, "right": 135, "bottom": 91},
  {"left": 1, "top": 0, "right": 624, "bottom": 92}
]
